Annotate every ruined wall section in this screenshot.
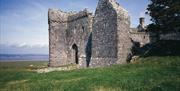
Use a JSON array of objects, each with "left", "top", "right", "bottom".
[
  {"left": 66, "top": 10, "right": 93, "bottom": 67},
  {"left": 48, "top": 9, "right": 70, "bottom": 66},
  {"left": 130, "top": 29, "right": 150, "bottom": 46},
  {"left": 90, "top": 0, "right": 119, "bottom": 67},
  {"left": 111, "top": 0, "right": 133, "bottom": 64},
  {"left": 90, "top": 0, "right": 133, "bottom": 67},
  {"left": 48, "top": 9, "right": 93, "bottom": 67}
]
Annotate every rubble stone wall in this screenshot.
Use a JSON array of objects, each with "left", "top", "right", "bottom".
[
  {"left": 48, "top": 9, "right": 69, "bottom": 66},
  {"left": 90, "top": 0, "right": 133, "bottom": 67},
  {"left": 66, "top": 10, "right": 93, "bottom": 67},
  {"left": 130, "top": 31, "right": 150, "bottom": 46},
  {"left": 90, "top": 0, "right": 118, "bottom": 67}
]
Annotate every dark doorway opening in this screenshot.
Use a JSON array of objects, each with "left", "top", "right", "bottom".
[{"left": 72, "top": 44, "right": 78, "bottom": 64}]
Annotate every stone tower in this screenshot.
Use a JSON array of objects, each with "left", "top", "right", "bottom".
[
  {"left": 48, "top": 9, "right": 93, "bottom": 67},
  {"left": 137, "top": 17, "right": 146, "bottom": 31}
]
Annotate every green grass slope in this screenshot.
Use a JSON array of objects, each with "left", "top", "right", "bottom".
[{"left": 0, "top": 56, "right": 180, "bottom": 91}]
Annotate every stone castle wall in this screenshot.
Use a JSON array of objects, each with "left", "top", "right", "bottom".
[
  {"left": 66, "top": 10, "right": 93, "bottom": 67},
  {"left": 115, "top": 1, "right": 133, "bottom": 64},
  {"left": 90, "top": 0, "right": 119, "bottom": 67},
  {"left": 48, "top": 9, "right": 68, "bottom": 66},
  {"left": 130, "top": 29, "right": 150, "bottom": 46},
  {"left": 48, "top": 9, "right": 93, "bottom": 67},
  {"left": 129, "top": 30, "right": 180, "bottom": 47},
  {"left": 90, "top": 0, "right": 133, "bottom": 67}
]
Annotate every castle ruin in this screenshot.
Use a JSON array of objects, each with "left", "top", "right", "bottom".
[{"left": 48, "top": 0, "right": 139, "bottom": 68}]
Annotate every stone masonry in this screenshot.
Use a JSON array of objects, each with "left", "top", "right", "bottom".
[
  {"left": 90, "top": 0, "right": 133, "bottom": 67},
  {"left": 48, "top": 0, "right": 133, "bottom": 68},
  {"left": 48, "top": 9, "right": 93, "bottom": 67}
]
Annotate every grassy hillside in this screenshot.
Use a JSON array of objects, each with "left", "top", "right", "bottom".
[{"left": 0, "top": 56, "right": 180, "bottom": 91}]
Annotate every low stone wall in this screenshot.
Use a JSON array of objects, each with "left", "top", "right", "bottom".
[{"left": 130, "top": 32, "right": 150, "bottom": 46}]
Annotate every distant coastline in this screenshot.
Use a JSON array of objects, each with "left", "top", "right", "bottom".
[{"left": 0, "top": 54, "right": 49, "bottom": 61}]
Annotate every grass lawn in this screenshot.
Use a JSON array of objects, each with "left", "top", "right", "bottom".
[{"left": 0, "top": 56, "right": 180, "bottom": 91}]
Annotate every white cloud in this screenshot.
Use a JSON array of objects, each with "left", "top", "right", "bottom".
[{"left": 18, "top": 42, "right": 28, "bottom": 47}]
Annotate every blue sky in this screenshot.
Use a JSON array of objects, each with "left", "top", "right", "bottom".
[{"left": 0, "top": 0, "right": 151, "bottom": 54}]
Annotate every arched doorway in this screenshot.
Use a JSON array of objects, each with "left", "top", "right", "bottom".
[{"left": 72, "top": 44, "right": 78, "bottom": 64}]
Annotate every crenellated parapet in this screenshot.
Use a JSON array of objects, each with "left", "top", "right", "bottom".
[{"left": 48, "top": 9, "right": 70, "bottom": 24}]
